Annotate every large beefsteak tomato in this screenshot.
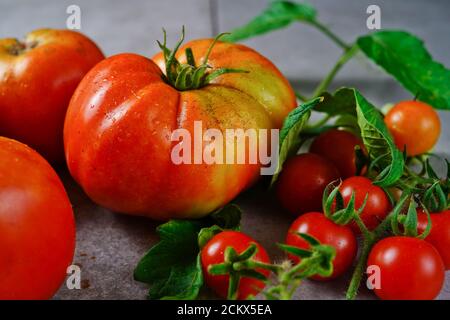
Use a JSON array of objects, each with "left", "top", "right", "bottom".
[
  {"left": 0, "top": 29, "right": 104, "bottom": 162},
  {"left": 64, "top": 32, "right": 296, "bottom": 220}
]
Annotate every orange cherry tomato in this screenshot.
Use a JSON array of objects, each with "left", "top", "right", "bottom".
[{"left": 384, "top": 100, "right": 440, "bottom": 156}]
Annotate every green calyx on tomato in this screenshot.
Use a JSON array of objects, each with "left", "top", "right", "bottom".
[
  {"left": 285, "top": 213, "right": 356, "bottom": 281},
  {"left": 204, "top": 231, "right": 335, "bottom": 300},
  {"left": 390, "top": 194, "right": 432, "bottom": 239},
  {"left": 158, "top": 26, "right": 247, "bottom": 91},
  {"left": 204, "top": 233, "right": 271, "bottom": 300},
  {"left": 422, "top": 159, "right": 450, "bottom": 213},
  {"left": 203, "top": 231, "right": 336, "bottom": 300},
  {"left": 322, "top": 179, "right": 368, "bottom": 227}
]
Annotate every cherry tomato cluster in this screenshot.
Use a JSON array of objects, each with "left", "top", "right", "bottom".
[{"left": 201, "top": 101, "right": 448, "bottom": 300}]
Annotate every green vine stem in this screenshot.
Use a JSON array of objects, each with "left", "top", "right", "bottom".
[
  {"left": 312, "top": 45, "right": 359, "bottom": 98},
  {"left": 345, "top": 212, "right": 393, "bottom": 300},
  {"left": 307, "top": 20, "right": 351, "bottom": 51}
]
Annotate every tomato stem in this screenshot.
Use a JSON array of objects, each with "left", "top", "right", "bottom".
[
  {"left": 312, "top": 45, "right": 358, "bottom": 98},
  {"left": 157, "top": 27, "right": 247, "bottom": 91},
  {"left": 307, "top": 20, "right": 351, "bottom": 51},
  {"left": 295, "top": 91, "right": 309, "bottom": 102},
  {"left": 345, "top": 212, "right": 393, "bottom": 299}
]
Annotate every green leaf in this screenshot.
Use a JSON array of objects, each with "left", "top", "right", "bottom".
[
  {"left": 353, "top": 90, "right": 404, "bottom": 186},
  {"left": 151, "top": 255, "right": 204, "bottom": 300},
  {"left": 198, "top": 204, "right": 242, "bottom": 248},
  {"left": 134, "top": 204, "right": 242, "bottom": 300},
  {"left": 224, "top": 1, "right": 317, "bottom": 42},
  {"left": 270, "top": 97, "right": 322, "bottom": 186},
  {"left": 198, "top": 225, "right": 222, "bottom": 249},
  {"left": 134, "top": 219, "right": 205, "bottom": 299},
  {"left": 357, "top": 31, "right": 450, "bottom": 109},
  {"left": 314, "top": 88, "right": 357, "bottom": 116},
  {"left": 209, "top": 204, "right": 242, "bottom": 230}
]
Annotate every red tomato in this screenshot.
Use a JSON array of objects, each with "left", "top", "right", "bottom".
[
  {"left": 277, "top": 153, "right": 340, "bottom": 216},
  {"left": 384, "top": 100, "right": 440, "bottom": 156},
  {"left": 286, "top": 212, "right": 357, "bottom": 280},
  {"left": 367, "top": 236, "right": 444, "bottom": 300},
  {"left": 201, "top": 231, "right": 270, "bottom": 299},
  {"left": 0, "top": 137, "right": 75, "bottom": 299},
  {"left": 310, "top": 129, "right": 366, "bottom": 178},
  {"left": 0, "top": 29, "right": 104, "bottom": 163},
  {"left": 64, "top": 39, "right": 296, "bottom": 220},
  {"left": 418, "top": 209, "right": 450, "bottom": 270},
  {"left": 340, "top": 176, "right": 390, "bottom": 233}
]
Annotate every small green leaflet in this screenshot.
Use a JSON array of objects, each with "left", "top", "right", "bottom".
[
  {"left": 313, "top": 88, "right": 404, "bottom": 187},
  {"left": 224, "top": 1, "right": 317, "bottom": 42},
  {"left": 357, "top": 31, "right": 450, "bottom": 110},
  {"left": 270, "top": 97, "right": 322, "bottom": 186},
  {"left": 353, "top": 90, "right": 404, "bottom": 186},
  {"left": 133, "top": 204, "right": 241, "bottom": 299},
  {"left": 315, "top": 88, "right": 357, "bottom": 116}
]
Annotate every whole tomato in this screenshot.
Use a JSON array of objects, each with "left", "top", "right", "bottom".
[
  {"left": 201, "top": 231, "right": 270, "bottom": 300},
  {"left": 418, "top": 209, "right": 450, "bottom": 269},
  {"left": 384, "top": 100, "right": 440, "bottom": 156},
  {"left": 0, "top": 29, "right": 104, "bottom": 163},
  {"left": 286, "top": 212, "right": 357, "bottom": 280},
  {"left": 310, "top": 129, "right": 366, "bottom": 178},
  {"left": 0, "top": 137, "right": 75, "bottom": 299},
  {"left": 339, "top": 176, "right": 391, "bottom": 233},
  {"left": 276, "top": 153, "right": 340, "bottom": 216},
  {"left": 64, "top": 36, "right": 296, "bottom": 220},
  {"left": 367, "top": 236, "right": 444, "bottom": 300}
]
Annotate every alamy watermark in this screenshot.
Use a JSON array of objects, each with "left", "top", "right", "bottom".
[
  {"left": 66, "top": 5, "right": 81, "bottom": 30},
  {"left": 170, "top": 121, "right": 279, "bottom": 175},
  {"left": 366, "top": 5, "right": 381, "bottom": 30}
]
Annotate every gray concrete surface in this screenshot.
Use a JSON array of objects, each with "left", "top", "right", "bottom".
[{"left": 0, "top": 0, "right": 449, "bottom": 300}]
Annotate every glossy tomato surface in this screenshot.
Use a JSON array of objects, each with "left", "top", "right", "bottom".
[
  {"left": 277, "top": 153, "right": 340, "bottom": 216},
  {"left": 64, "top": 40, "right": 296, "bottom": 220},
  {"left": 201, "top": 231, "right": 270, "bottom": 299},
  {"left": 310, "top": 129, "right": 366, "bottom": 178},
  {"left": 418, "top": 209, "right": 450, "bottom": 270},
  {"left": 286, "top": 212, "right": 357, "bottom": 280},
  {"left": 0, "top": 29, "right": 104, "bottom": 163},
  {"left": 384, "top": 100, "right": 440, "bottom": 156},
  {"left": 367, "top": 236, "right": 444, "bottom": 300},
  {"left": 339, "top": 176, "right": 390, "bottom": 233},
  {"left": 0, "top": 137, "right": 75, "bottom": 299}
]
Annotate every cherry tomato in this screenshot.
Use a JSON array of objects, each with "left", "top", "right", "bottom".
[
  {"left": 384, "top": 100, "right": 440, "bottom": 156},
  {"left": 310, "top": 129, "right": 366, "bottom": 178},
  {"left": 0, "top": 137, "right": 75, "bottom": 299},
  {"left": 201, "top": 231, "right": 270, "bottom": 299},
  {"left": 418, "top": 209, "right": 450, "bottom": 270},
  {"left": 276, "top": 153, "right": 340, "bottom": 216},
  {"left": 367, "top": 236, "right": 444, "bottom": 300},
  {"left": 286, "top": 212, "right": 357, "bottom": 280},
  {"left": 0, "top": 29, "right": 104, "bottom": 163},
  {"left": 340, "top": 176, "right": 390, "bottom": 233}
]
